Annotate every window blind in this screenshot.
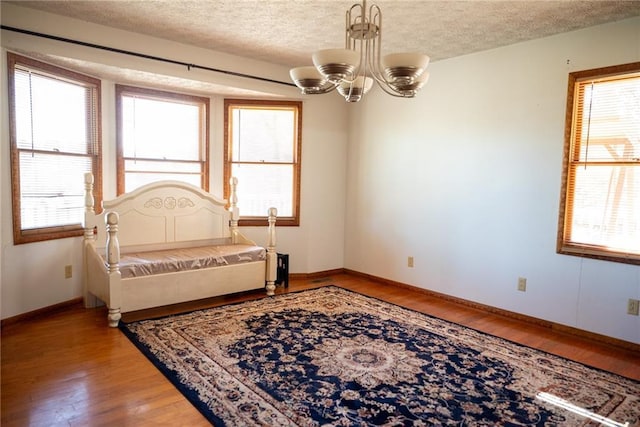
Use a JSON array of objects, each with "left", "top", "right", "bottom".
[
  {"left": 565, "top": 71, "right": 640, "bottom": 258},
  {"left": 228, "top": 104, "right": 299, "bottom": 219},
  {"left": 13, "top": 65, "right": 98, "bottom": 232}
]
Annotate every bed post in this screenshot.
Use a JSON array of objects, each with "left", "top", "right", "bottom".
[
  {"left": 229, "top": 177, "right": 240, "bottom": 244},
  {"left": 105, "top": 212, "right": 122, "bottom": 327},
  {"left": 265, "top": 207, "right": 278, "bottom": 296},
  {"left": 83, "top": 173, "right": 98, "bottom": 308},
  {"left": 84, "top": 173, "right": 95, "bottom": 239}
]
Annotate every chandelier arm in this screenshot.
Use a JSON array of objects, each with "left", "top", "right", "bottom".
[
  {"left": 345, "top": 8, "right": 350, "bottom": 48},
  {"left": 371, "top": 2, "right": 382, "bottom": 65},
  {"left": 358, "top": 36, "right": 369, "bottom": 79},
  {"left": 368, "top": 32, "right": 386, "bottom": 84},
  {"left": 305, "top": 80, "right": 339, "bottom": 95},
  {"left": 354, "top": 39, "right": 367, "bottom": 97},
  {"left": 368, "top": 5, "right": 389, "bottom": 85},
  {"left": 340, "top": 37, "right": 367, "bottom": 100},
  {"left": 347, "top": 2, "right": 363, "bottom": 42},
  {"left": 317, "top": 81, "right": 340, "bottom": 94}
]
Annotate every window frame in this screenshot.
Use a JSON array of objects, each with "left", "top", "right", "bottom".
[
  {"left": 7, "top": 52, "right": 103, "bottom": 245},
  {"left": 115, "top": 84, "right": 210, "bottom": 195},
  {"left": 223, "top": 99, "right": 302, "bottom": 227},
  {"left": 557, "top": 62, "right": 640, "bottom": 265}
]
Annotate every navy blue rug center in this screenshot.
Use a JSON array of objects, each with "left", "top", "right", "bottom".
[{"left": 230, "top": 309, "right": 550, "bottom": 425}]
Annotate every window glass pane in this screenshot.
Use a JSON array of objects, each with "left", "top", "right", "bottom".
[
  {"left": 577, "top": 76, "right": 640, "bottom": 162},
  {"left": 123, "top": 159, "right": 202, "bottom": 192},
  {"left": 124, "top": 173, "right": 201, "bottom": 193},
  {"left": 579, "top": 138, "right": 637, "bottom": 162},
  {"left": 231, "top": 108, "right": 294, "bottom": 162},
  {"left": 14, "top": 69, "right": 90, "bottom": 155},
  {"left": 10, "top": 53, "right": 101, "bottom": 243},
  {"left": 124, "top": 159, "right": 201, "bottom": 173},
  {"left": 117, "top": 86, "right": 209, "bottom": 194},
  {"left": 231, "top": 163, "right": 293, "bottom": 217},
  {"left": 560, "top": 65, "right": 640, "bottom": 263},
  {"left": 121, "top": 96, "right": 201, "bottom": 160},
  {"left": 570, "top": 164, "right": 639, "bottom": 254},
  {"left": 224, "top": 99, "right": 301, "bottom": 225},
  {"left": 19, "top": 151, "right": 91, "bottom": 229}
]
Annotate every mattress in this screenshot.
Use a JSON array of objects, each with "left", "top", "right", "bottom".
[{"left": 111, "top": 244, "right": 266, "bottom": 279}]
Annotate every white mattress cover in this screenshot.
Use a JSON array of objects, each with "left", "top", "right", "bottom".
[{"left": 107, "top": 244, "right": 266, "bottom": 279}]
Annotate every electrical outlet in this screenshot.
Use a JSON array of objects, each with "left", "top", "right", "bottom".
[
  {"left": 65, "top": 265, "right": 72, "bottom": 279},
  {"left": 517, "top": 277, "right": 527, "bottom": 292},
  {"left": 407, "top": 256, "right": 414, "bottom": 268},
  {"left": 627, "top": 299, "right": 640, "bottom": 316}
]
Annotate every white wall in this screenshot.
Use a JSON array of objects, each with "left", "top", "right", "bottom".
[
  {"left": 345, "top": 17, "right": 640, "bottom": 344},
  {"left": 1, "top": 4, "right": 348, "bottom": 319}
]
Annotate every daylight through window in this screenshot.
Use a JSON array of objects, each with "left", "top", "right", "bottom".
[
  {"left": 116, "top": 85, "right": 209, "bottom": 194},
  {"left": 558, "top": 62, "right": 640, "bottom": 265},
  {"left": 8, "top": 53, "right": 102, "bottom": 244},
  {"left": 224, "top": 99, "right": 302, "bottom": 226}
]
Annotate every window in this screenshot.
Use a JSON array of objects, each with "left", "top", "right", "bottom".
[
  {"left": 116, "top": 85, "right": 209, "bottom": 194},
  {"left": 7, "top": 53, "right": 102, "bottom": 244},
  {"left": 224, "top": 99, "right": 302, "bottom": 226},
  {"left": 558, "top": 62, "right": 640, "bottom": 265}
]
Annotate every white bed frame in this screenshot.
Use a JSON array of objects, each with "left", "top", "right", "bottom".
[{"left": 82, "top": 174, "right": 277, "bottom": 327}]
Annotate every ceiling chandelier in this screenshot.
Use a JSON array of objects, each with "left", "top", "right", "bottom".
[{"left": 289, "top": 0, "right": 430, "bottom": 102}]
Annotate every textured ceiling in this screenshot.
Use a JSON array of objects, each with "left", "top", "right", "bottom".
[{"left": 9, "top": 0, "right": 640, "bottom": 68}]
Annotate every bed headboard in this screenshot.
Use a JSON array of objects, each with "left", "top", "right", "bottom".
[{"left": 84, "top": 174, "right": 233, "bottom": 250}]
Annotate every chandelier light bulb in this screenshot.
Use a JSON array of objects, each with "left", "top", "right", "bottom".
[
  {"left": 389, "top": 71, "right": 430, "bottom": 97},
  {"left": 290, "top": 66, "right": 326, "bottom": 93},
  {"left": 312, "top": 48, "right": 360, "bottom": 82},
  {"left": 337, "top": 76, "right": 374, "bottom": 102},
  {"left": 382, "top": 53, "right": 430, "bottom": 84}
]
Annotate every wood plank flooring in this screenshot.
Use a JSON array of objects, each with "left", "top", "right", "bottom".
[{"left": 2, "top": 273, "right": 639, "bottom": 426}]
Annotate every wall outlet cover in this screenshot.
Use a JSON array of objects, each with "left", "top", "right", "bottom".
[{"left": 517, "top": 277, "right": 527, "bottom": 292}]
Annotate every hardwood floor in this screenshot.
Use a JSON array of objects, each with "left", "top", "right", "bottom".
[{"left": 2, "top": 273, "right": 639, "bottom": 426}]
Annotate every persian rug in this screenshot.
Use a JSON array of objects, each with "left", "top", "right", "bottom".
[{"left": 120, "top": 286, "right": 640, "bottom": 426}]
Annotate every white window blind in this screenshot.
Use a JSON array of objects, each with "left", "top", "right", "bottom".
[
  {"left": 12, "top": 64, "right": 99, "bottom": 234},
  {"left": 560, "top": 66, "right": 640, "bottom": 263}
]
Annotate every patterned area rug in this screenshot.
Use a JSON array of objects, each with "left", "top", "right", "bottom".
[{"left": 120, "top": 286, "right": 640, "bottom": 426}]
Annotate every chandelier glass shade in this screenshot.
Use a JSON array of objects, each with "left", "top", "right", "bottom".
[{"left": 289, "top": 0, "right": 430, "bottom": 102}]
